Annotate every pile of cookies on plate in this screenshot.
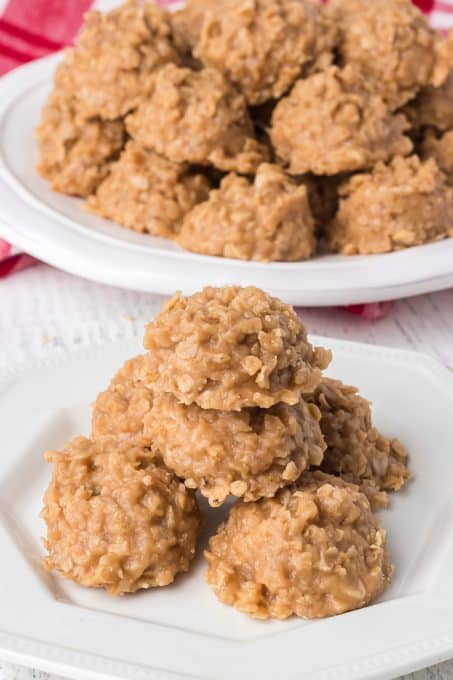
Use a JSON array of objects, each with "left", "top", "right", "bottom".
[
  {"left": 36, "top": 0, "right": 453, "bottom": 262},
  {"left": 41, "top": 286, "right": 409, "bottom": 619}
]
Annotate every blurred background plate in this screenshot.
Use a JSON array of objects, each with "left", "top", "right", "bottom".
[{"left": 1, "top": 54, "right": 453, "bottom": 306}]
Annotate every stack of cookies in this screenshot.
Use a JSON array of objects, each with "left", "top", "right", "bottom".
[
  {"left": 142, "top": 286, "right": 330, "bottom": 507},
  {"left": 41, "top": 286, "right": 410, "bottom": 619}
]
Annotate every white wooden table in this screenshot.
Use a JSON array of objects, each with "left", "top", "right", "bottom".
[{"left": 1, "top": 263, "right": 453, "bottom": 680}]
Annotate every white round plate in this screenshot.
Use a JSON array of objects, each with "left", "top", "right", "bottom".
[
  {"left": 1, "top": 337, "right": 453, "bottom": 680},
  {"left": 1, "top": 53, "right": 453, "bottom": 306}
]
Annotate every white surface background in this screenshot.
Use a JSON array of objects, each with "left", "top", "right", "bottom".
[{"left": 0, "top": 263, "right": 453, "bottom": 680}]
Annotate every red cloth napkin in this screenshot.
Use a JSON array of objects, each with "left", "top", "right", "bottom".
[
  {"left": 0, "top": 0, "right": 452, "bottom": 320},
  {"left": 0, "top": 0, "right": 93, "bottom": 277}
]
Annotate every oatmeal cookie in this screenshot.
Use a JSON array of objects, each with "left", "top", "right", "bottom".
[
  {"left": 170, "top": 0, "right": 215, "bottom": 55},
  {"left": 405, "top": 73, "right": 453, "bottom": 133},
  {"left": 92, "top": 355, "right": 153, "bottom": 444},
  {"left": 327, "top": 155, "right": 453, "bottom": 254},
  {"left": 42, "top": 437, "right": 201, "bottom": 594},
  {"left": 310, "top": 378, "right": 410, "bottom": 506},
  {"left": 329, "top": 0, "right": 449, "bottom": 109},
  {"left": 144, "top": 393, "right": 325, "bottom": 506},
  {"left": 205, "top": 472, "right": 392, "bottom": 619},
  {"left": 126, "top": 64, "right": 268, "bottom": 173},
  {"left": 419, "top": 129, "right": 453, "bottom": 184},
  {"left": 87, "top": 141, "right": 210, "bottom": 238},
  {"left": 270, "top": 66, "right": 412, "bottom": 175},
  {"left": 143, "top": 287, "right": 331, "bottom": 410},
  {"left": 36, "top": 90, "right": 125, "bottom": 197},
  {"left": 178, "top": 164, "right": 316, "bottom": 262},
  {"left": 194, "top": 0, "right": 337, "bottom": 105},
  {"left": 55, "top": 1, "right": 179, "bottom": 120}
]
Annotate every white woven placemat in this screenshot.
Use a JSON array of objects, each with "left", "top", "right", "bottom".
[{"left": 2, "top": 264, "right": 453, "bottom": 370}]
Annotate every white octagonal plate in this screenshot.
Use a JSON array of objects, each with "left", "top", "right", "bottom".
[
  {"left": 1, "top": 54, "right": 453, "bottom": 306},
  {"left": 1, "top": 336, "right": 453, "bottom": 680}
]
